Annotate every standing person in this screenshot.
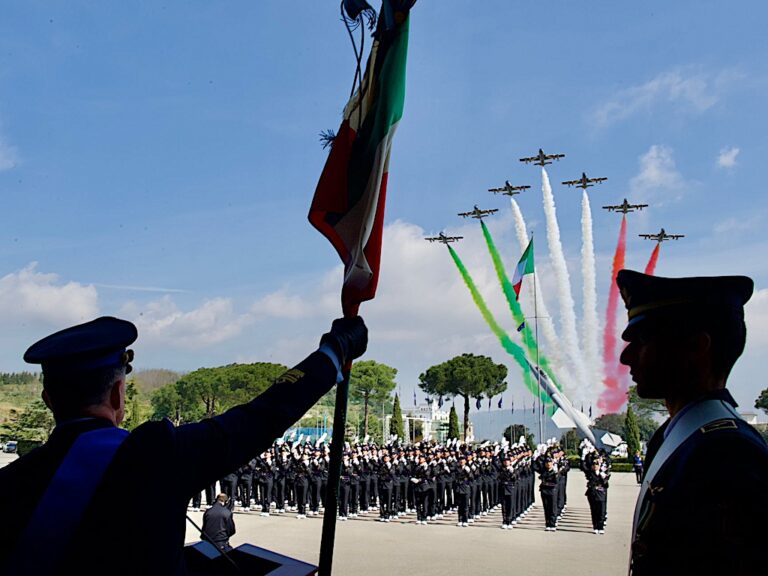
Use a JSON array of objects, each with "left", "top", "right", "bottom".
[
  {"left": 499, "top": 457, "right": 516, "bottom": 529},
  {"left": 220, "top": 470, "right": 239, "bottom": 505},
  {"left": 412, "top": 456, "right": 431, "bottom": 525},
  {"left": 617, "top": 270, "right": 768, "bottom": 576},
  {"left": 292, "top": 452, "right": 311, "bottom": 519},
  {"left": 201, "top": 493, "right": 236, "bottom": 552},
  {"left": 256, "top": 453, "right": 275, "bottom": 516},
  {"left": 377, "top": 454, "right": 394, "bottom": 522},
  {"left": 538, "top": 458, "right": 559, "bottom": 531},
  {"left": 585, "top": 459, "right": 609, "bottom": 534},
  {"left": 273, "top": 447, "right": 290, "bottom": 513},
  {"left": 632, "top": 451, "right": 644, "bottom": 484},
  {"left": 0, "top": 315, "right": 367, "bottom": 575},
  {"left": 237, "top": 459, "right": 255, "bottom": 511},
  {"left": 454, "top": 456, "right": 472, "bottom": 528}
]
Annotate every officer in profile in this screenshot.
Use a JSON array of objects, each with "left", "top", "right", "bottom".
[
  {"left": 618, "top": 270, "right": 768, "bottom": 576},
  {"left": 0, "top": 315, "right": 367, "bottom": 575}
]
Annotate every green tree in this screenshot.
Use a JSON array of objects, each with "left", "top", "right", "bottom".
[
  {"left": 150, "top": 384, "right": 185, "bottom": 424},
  {"left": 635, "top": 413, "right": 660, "bottom": 442},
  {"left": 593, "top": 412, "right": 625, "bottom": 435},
  {"left": 504, "top": 424, "right": 534, "bottom": 448},
  {"left": 5, "top": 400, "right": 54, "bottom": 441},
  {"left": 448, "top": 405, "right": 461, "bottom": 440},
  {"left": 420, "top": 354, "right": 507, "bottom": 440},
  {"left": 151, "top": 362, "right": 288, "bottom": 424},
  {"left": 756, "top": 388, "right": 768, "bottom": 415},
  {"left": 350, "top": 360, "right": 397, "bottom": 437},
  {"left": 624, "top": 405, "right": 642, "bottom": 457},
  {"left": 123, "top": 381, "right": 144, "bottom": 431},
  {"left": 390, "top": 393, "right": 404, "bottom": 440},
  {"left": 628, "top": 385, "right": 668, "bottom": 419},
  {"left": 559, "top": 429, "right": 579, "bottom": 453}
]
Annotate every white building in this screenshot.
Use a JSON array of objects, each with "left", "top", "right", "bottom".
[{"left": 396, "top": 400, "right": 451, "bottom": 443}]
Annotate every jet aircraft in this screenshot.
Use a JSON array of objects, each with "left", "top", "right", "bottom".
[
  {"left": 457, "top": 205, "right": 499, "bottom": 219},
  {"left": 488, "top": 181, "right": 530, "bottom": 196},
  {"left": 639, "top": 228, "right": 685, "bottom": 242},
  {"left": 602, "top": 199, "right": 648, "bottom": 214},
  {"left": 562, "top": 172, "right": 608, "bottom": 189},
  {"left": 425, "top": 232, "right": 463, "bottom": 244},
  {"left": 519, "top": 148, "right": 565, "bottom": 166}
]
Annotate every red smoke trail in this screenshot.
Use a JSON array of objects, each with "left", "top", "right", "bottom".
[
  {"left": 644, "top": 243, "right": 661, "bottom": 275},
  {"left": 599, "top": 215, "right": 627, "bottom": 412},
  {"left": 609, "top": 243, "right": 664, "bottom": 394}
]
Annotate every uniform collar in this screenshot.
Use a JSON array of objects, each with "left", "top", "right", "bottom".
[{"left": 663, "top": 388, "right": 738, "bottom": 440}]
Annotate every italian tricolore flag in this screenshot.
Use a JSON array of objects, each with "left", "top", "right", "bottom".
[
  {"left": 309, "top": 2, "right": 412, "bottom": 316},
  {"left": 512, "top": 238, "right": 535, "bottom": 300}
]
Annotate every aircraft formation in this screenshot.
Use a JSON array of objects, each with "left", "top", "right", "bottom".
[{"left": 425, "top": 148, "right": 685, "bottom": 245}]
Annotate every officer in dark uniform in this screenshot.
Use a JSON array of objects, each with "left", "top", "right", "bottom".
[
  {"left": 584, "top": 459, "right": 609, "bottom": 534},
  {"left": 617, "top": 270, "right": 768, "bottom": 576},
  {"left": 0, "top": 315, "right": 367, "bottom": 575},
  {"left": 377, "top": 453, "right": 394, "bottom": 522},
  {"left": 201, "top": 493, "right": 236, "bottom": 552},
  {"left": 537, "top": 457, "right": 558, "bottom": 531},
  {"left": 453, "top": 456, "right": 472, "bottom": 527}
]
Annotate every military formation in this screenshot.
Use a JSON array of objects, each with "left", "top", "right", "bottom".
[{"left": 190, "top": 437, "right": 599, "bottom": 532}]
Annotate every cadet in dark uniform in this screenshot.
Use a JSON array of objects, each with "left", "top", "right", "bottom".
[
  {"left": 454, "top": 456, "right": 472, "bottom": 527},
  {"left": 617, "top": 270, "right": 768, "bottom": 576},
  {"left": 0, "top": 315, "right": 367, "bottom": 575},
  {"left": 537, "top": 457, "right": 558, "bottom": 531},
  {"left": 377, "top": 453, "right": 394, "bottom": 522},
  {"left": 584, "top": 459, "right": 609, "bottom": 534},
  {"left": 201, "top": 493, "right": 236, "bottom": 552}
]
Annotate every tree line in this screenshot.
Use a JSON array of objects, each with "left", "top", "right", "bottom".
[{"left": 7, "top": 356, "right": 767, "bottom": 446}]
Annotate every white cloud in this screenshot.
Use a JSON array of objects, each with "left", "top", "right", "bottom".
[
  {"left": 744, "top": 288, "right": 768, "bottom": 349},
  {"left": 629, "top": 145, "right": 686, "bottom": 203},
  {"left": 717, "top": 146, "right": 740, "bottom": 168},
  {"left": 122, "top": 296, "right": 252, "bottom": 349},
  {"left": 591, "top": 68, "right": 739, "bottom": 128},
  {"left": 0, "top": 139, "right": 17, "bottom": 171},
  {"left": 714, "top": 213, "right": 763, "bottom": 235},
  {"left": 0, "top": 262, "right": 99, "bottom": 325},
  {"left": 250, "top": 289, "right": 330, "bottom": 320}
]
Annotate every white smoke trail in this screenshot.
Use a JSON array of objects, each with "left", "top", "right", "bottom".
[
  {"left": 540, "top": 168, "right": 590, "bottom": 404},
  {"left": 580, "top": 190, "right": 603, "bottom": 397},
  {"left": 510, "top": 198, "right": 567, "bottom": 385}
]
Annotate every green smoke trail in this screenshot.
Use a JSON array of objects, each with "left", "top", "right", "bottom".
[
  {"left": 480, "top": 222, "right": 562, "bottom": 402},
  {"left": 447, "top": 245, "right": 550, "bottom": 405}
]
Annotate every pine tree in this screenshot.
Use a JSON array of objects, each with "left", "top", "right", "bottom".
[
  {"left": 390, "top": 393, "right": 404, "bottom": 439},
  {"left": 624, "top": 405, "right": 642, "bottom": 457},
  {"left": 448, "top": 405, "right": 460, "bottom": 440}
]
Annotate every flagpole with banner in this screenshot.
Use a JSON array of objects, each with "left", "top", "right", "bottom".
[
  {"left": 513, "top": 235, "right": 543, "bottom": 443},
  {"left": 308, "top": 2, "right": 414, "bottom": 574}
]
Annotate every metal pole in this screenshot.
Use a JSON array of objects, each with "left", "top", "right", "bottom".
[
  {"left": 318, "top": 367, "right": 351, "bottom": 576},
  {"left": 532, "top": 239, "right": 544, "bottom": 445}
]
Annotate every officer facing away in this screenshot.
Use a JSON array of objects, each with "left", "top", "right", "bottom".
[
  {"left": 201, "top": 493, "right": 236, "bottom": 552},
  {"left": 0, "top": 315, "right": 367, "bottom": 575},
  {"left": 618, "top": 270, "right": 768, "bottom": 576}
]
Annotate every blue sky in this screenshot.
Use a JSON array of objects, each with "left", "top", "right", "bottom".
[{"left": 0, "top": 1, "right": 766, "bottom": 417}]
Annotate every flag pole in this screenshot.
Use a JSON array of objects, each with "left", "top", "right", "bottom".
[
  {"left": 532, "top": 233, "right": 544, "bottom": 445},
  {"left": 318, "top": 361, "right": 351, "bottom": 576}
]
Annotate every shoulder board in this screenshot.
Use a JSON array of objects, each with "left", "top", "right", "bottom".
[{"left": 699, "top": 419, "right": 738, "bottom": 434}]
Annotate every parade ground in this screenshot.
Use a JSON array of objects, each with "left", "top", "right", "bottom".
[{"left": 184, "top": 470, "right": 638, "bottom": 576}]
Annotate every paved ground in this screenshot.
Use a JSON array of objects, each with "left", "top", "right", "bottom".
[{"left": 185, "top": 472, "right": 639, "bottom": 576}]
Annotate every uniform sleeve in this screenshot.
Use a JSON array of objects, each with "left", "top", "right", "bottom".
[{"left": 171, "top": 351, "right": 338, "bottom": 496}]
